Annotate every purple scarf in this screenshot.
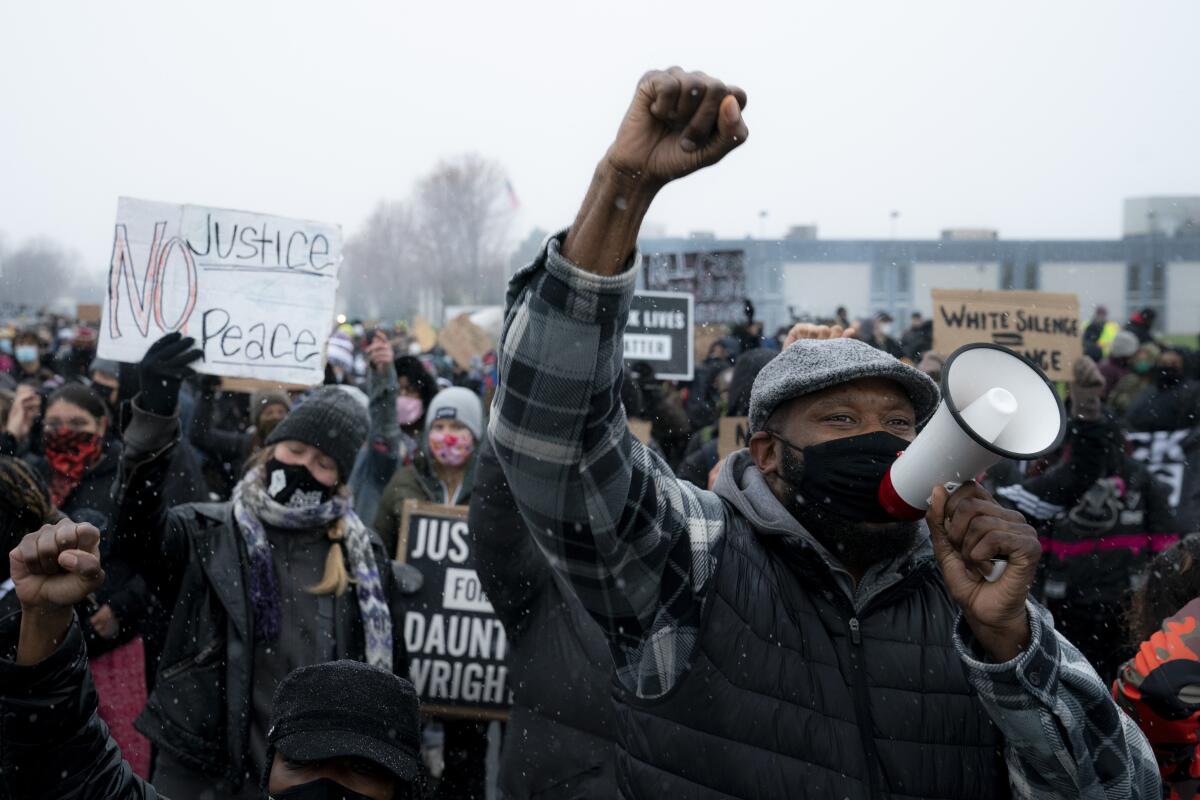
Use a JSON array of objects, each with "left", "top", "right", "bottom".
[{"left": 232, "top": 466, "right": 393, "bottom": 671}]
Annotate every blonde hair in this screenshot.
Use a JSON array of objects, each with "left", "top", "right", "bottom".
[
  {"left": 307, "top": 514, "right": 351, "bottom": 596},
  {"left": 245, "top": 446, "right": 352, "bottom": 596}
]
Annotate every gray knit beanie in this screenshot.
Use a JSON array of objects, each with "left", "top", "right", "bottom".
[
  {"left": 1110, "top": 330, "right": 1139, "bottom": 360},
  {"left": 249, "top": 389, "right": 290, "bottom": 424},
  {"left": 265, "top": 385, "right": 369, "bottom": 480},
  {"left": 749, "top": 338, "right": 940, "bottom": 433},
  {"left": 425, "top": 386, "right": 483, "bottom": 440}
]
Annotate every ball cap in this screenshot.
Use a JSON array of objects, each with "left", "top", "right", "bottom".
[
  {"left": 268, "top": 660, "right": 421, "bottom": 783},
  {"left": 748, "top": 338, "right": 940, "bottom": 433}
]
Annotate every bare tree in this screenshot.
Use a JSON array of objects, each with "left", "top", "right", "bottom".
[
  {"left": 341, "top": 200, "right": 421, "bottom": 320},
  {"left": 0, "top": 237, "right": 78, "bottom": 308},
  {"left": 341, "top": 154, "right": 514, "bottom": 321}
]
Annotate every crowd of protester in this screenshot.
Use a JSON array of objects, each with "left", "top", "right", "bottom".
[
  {"left": 4, "top": 285, "right": 1200, "bottom": 799},
  {"left": 4, "top": 68, "right": 1200, "bottom": 800}
]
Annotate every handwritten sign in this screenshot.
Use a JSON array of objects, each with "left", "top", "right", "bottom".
[
  {"left": 718, "top": 416, "right": 750, "bottom": 458},
  {"left": 398, "top": 500, "right": 510, "bottom": 720},
  {"left": 624, "top": 290, "right": 694, "bottom": 381},
  {"left": 931, "top": 289, "right": 1081, "bottom": 381},
  {"left": 98, "top": 197, "right": 341, "bottom": 386}
]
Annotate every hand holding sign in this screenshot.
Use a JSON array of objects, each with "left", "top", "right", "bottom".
[{"left": 138, "top": 332, "right": 203, "bottom": 416}]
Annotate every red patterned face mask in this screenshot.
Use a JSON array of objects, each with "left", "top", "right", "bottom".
[{"left": 44, "top": 429, "right": 101, "bottom": 507}]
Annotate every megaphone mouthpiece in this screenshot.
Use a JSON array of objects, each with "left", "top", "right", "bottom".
[
  {"left": 877, "top": 343, "right": 1067, "bottom": 521},
  {"left": 958, "top": 387, "right": 1017, "bottom": 444}
]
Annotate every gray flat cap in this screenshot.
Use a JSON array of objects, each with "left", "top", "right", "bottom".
[{"left": 748, "top": 338, "right": 939, "bottom": 433}]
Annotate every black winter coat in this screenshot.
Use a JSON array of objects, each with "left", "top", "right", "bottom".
[
  {"left": 26, "top": 441, "right": 154, "bottom": 660},
  {"left": 0, "top": 614, "right": 156, "bottom": 799},
  {"left": 114, "top": 408, "right": 410, "bottom": 788},
  {"left": 470, "top": 443, "right": 618, "bottom": 798}
]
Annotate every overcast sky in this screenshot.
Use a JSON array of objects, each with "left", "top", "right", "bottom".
[{"left": 2, "top": 0, "right": 1198, "bottom": 273}]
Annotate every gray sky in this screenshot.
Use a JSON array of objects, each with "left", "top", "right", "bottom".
[{"left": 2, "top": 0, "right": 1198, "bottom": 273}]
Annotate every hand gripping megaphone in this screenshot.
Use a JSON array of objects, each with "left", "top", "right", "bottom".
[{"left": 878, "top": 343, "right": 1067, "bottom": 579}]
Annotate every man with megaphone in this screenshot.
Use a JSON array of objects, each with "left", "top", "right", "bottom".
[{"left": 487, "top": 66, "right": 1159, "bottom": 798}]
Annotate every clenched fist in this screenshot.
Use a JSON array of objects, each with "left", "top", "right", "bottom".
[
  {"left": 607, "top": 67, "right": 749, "bottom": 189},
  {"left": 10, "top": 519, "right": 105, "bottom": 665},
  {"left": 564, "top": 68, "right": 750, "bottom": 275},
  {"left": 11, "top": 519, "right": 105, "bottom": 612}
]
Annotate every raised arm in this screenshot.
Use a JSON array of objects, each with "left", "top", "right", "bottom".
[{"left": 489, "top": 68, "right": 747, "bottom": 696}]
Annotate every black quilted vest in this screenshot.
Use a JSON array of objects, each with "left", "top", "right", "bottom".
[{"left": 613, "top": 512, "right": 1010, "bottom": 799}]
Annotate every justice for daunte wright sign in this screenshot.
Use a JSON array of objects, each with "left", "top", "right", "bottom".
[
  {"left": 98, "top": 197, "right": 342, "bottom": 386},
  {"left": 397, "top": 500, "right": 510, "bottom": 719},
  {"left": 931, "top": 289, "right": 1081, "bottom": 381}
]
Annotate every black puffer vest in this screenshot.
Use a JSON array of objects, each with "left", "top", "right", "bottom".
[{"left": 613, "top": 511, "right": 1009, "bottom": 799}]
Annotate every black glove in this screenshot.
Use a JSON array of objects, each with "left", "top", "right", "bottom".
[{"left": 138, "top": 332, "right": 204, "bottom": 416}]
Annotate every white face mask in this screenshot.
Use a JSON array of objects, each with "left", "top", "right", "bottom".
[{"left": 877, "top": 323, "right": 892, "bottom": 336}]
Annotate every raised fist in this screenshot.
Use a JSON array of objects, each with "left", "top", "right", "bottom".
[
  {"left": 10, "top": 519, "right": 105, "bottom": 613},
  {"left": 606, "top": 67, "right": 748, "bottom": 189}
]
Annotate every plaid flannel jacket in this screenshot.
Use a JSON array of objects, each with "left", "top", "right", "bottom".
[{"left": 489, "top": 232, "right": 1160, "bottom": 799}]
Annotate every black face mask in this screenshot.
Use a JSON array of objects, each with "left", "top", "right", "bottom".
[
  {"left": 270, "top": 777, "right": 373, "bottom": 800},
  {"left": 265, "top": 458, "right": 333, "bottom": 508},
  {"left": 774, "top": 430, "right": 910, "bottom": 523}
]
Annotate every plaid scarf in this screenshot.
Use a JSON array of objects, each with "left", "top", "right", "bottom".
[{"left": 232, "top": 466, "right": 393, "bottom": 671}]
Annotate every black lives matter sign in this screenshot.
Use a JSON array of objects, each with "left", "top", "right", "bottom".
[
  {"left": 397, "top": 500, "right": 509, "bottom": 719},
  {"left": 624, "top": 290, "right": 694, "bottom": 381}
]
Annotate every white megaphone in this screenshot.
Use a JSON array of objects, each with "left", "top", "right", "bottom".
[{"left": 878, "top": 343, "right": 1067, "bottom": 580}]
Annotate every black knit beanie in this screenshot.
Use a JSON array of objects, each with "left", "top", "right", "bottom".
[{"left": 264, "top": 386, "right": 369, "bottom": 480}]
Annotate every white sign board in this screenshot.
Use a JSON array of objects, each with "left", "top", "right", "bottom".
[{"left": 98, "top": 197, "right": 342, "bottom": 386}]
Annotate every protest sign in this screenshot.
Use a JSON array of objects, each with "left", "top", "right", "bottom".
[
  {"left": 931, "top": 289, "right": 1081, "bottom": 381},
  {"left": 397, "top": 500, "right": 510, "bottom": 719},
  {"left": 438, "top": 313, "right": 493, "bottom": 370},
  {"left": 411, "top": 315, "right": 438, "bottom": 353},
  {"left": 220, "top": 376, "right": 307, "bottom": 395},
  {"left": 718, "top": 416, "right": 750, "bottom": 458},
  {"left": 98, "top": 197, "right": 341, "bottom": 386},
  {"left": 624, "top": 290, "right": 694, "bottom": 381},
  {"left": 1129, "top": 428, "right": 1200, "bottom": 533},
  {"left": 694, "top": 323, "right": 727, "bottom": 365},
  {"left": 76, "top": 303, "right": 102, "bottom": 324}
]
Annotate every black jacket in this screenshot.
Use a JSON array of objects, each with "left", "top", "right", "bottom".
[
  {"left": 0, "top": 614, "right": 156, "bottom": 799},
  {"left": 113, "top": 406, "right": 410, "bottom": 788},
  {"left": 470, "top": 443, "right": 618, "bottom": 798},
  {"left": 25, "top": 441, "right": 156, "bottom": 660}
]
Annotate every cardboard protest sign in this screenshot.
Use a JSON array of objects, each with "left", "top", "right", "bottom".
[
  {"left": 694, "top": 323, "right": 727, "bottom": 366},
  {"left": 220, "top": 376, "right": 308, "bottom": 395},
  {"left": 624, "top": 291, "right": 694, "bottom": 381},
  {"left": 718, "top": 416, "right": 750, "bottom": 458},
  {"left": 438, "top": 314, "right": 493, "bottom": 370},
  {"left": 411, "top": 315, "right": 438, "bottom": 353},
  {"left": 397, "top": 500, "right": 510, "bottom": 719},
  {"left": 98, "top": 197, "right": 341, "bottom": 386},
  {"left": 931, "top": 289, "right": 1081, "bottom": 381},
  {"left": 76, "top": 304, "right": 102, "bottom": 324}
]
